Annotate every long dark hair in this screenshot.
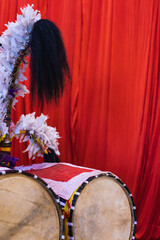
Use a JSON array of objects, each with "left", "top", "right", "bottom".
[{"left": 30, "top": 19, "right": 71, "bottom": 106}]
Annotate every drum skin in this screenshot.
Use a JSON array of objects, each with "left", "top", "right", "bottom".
[
  {"left": 61, "top": 173, "right": 137, "bottom": 240},
  {"left": 0, "top": 170, "right": 64, "bottom": 240},
  {"left": 72, "top": 176, "right": 132, "bottom": 239}
]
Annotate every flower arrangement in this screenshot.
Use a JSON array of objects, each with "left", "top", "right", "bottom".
[
  {"left": 0, "top": 5, "right": 40, "bottom": 132},
  {"left": 12, "top": 113, "right": 60, "bottom": 159},
  {"left": 0, "top": 5, "right": 61, "bottom": 166}
]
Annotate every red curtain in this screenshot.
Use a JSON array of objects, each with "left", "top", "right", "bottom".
[{"left": 0, "top": 0, "right": 160, "bottom": 239}]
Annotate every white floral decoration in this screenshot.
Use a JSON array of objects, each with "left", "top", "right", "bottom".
[
  {"left": 12, "top": 113, "right": 60, "bottom": 159},
  {"left": 0, "top": 4, "right": 41, "bottom": 136},
  {"left": 0, "top": 121, "right": 8, "bottom": 139},
  {"left": 0, "top": 5, "right": 61, "bottom": 161}
]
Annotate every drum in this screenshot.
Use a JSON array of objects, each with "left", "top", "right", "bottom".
[
  {"left": 62, "top": 173, "right": 137, "bottom": 240},
  {"left": 0, "top": 167, "right": 64, "bottom": 240},
  {"left": 26, "top": 162, "right": 137, "bottom": 240}
]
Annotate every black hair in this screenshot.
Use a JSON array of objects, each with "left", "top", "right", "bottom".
[{"left": 30, "top": 19, "right": 71, "bottom": 106}]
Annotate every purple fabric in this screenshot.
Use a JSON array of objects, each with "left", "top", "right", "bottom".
[
  {"left": 5, "top": 117, "right": 11, "bottom": 121},
  {"left": 8, "top": 88, "right": 19, "bottom": 97},
  {"left": 0, "top": 152, "right": 19, "bottom": 168}
]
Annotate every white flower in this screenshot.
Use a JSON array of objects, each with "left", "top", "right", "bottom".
[
  {"left": 14, "top": 83, "right": 30, "bottom": 98},
  {"left": 0, "top": 4, "right": 41, "bottom": 118},
  {"left": 0, "top": 121, "right": 8, "bottom": 137},
  {"left": 13, "top": 113, "right": 60, "bottom": 159},
  {"left": 0, "top": 84, "right": 8, "bottom": 98}
]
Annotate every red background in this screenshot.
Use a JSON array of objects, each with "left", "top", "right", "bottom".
[{"left": 0, "top": 0, "right": 160, "bottom": 239}]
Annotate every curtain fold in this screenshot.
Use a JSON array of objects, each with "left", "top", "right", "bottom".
[{"left": 0, "top": 0, "right": 160, "bottom": 239}]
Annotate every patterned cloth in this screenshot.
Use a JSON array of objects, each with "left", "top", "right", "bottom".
[{"left": 15, "top": 162, "right": 105, "bottom": 200}]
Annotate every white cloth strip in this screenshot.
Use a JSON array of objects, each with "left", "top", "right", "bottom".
[
  {"left": 42, "top": 168, "right": 103, "bottom": 200},
  {"left": 0, "top": 167, "right": 9, "bottom": 171},
  {"left": 15, "top": 162, "right": 58, "bottom": 171}
]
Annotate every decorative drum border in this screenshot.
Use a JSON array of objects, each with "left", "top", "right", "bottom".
[
  {"left": 0, "top": 169, "right": 65, "bottom": 240},
  {"left": 60, "top": 172, "right": 137, "bottom": 240}
]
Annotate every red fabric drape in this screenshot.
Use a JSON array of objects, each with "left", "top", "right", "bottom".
[{"left": 0, "top": 0, "right": 160, "bottom": 239}]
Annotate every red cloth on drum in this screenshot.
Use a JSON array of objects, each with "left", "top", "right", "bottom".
[
  {"left": 28, "top": 163, "right": 93, "bottom": 181},
  {"left": 15, "top": 163, "right": 103, "bottom": 200}
]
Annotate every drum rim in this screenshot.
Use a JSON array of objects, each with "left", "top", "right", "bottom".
[
  {"left": 0, "top": 169, "right": 65, "bottom": 240},
  {"left": 64, "top": 172, "right": 137, "bottom": 240}
]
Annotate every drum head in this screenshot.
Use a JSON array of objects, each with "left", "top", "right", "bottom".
[
  {"left": 72, "top": 175, "right": 133, "bottom": 240},
  {"left": 0, "top": 172, "right": 62, "bottom": 240}
]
